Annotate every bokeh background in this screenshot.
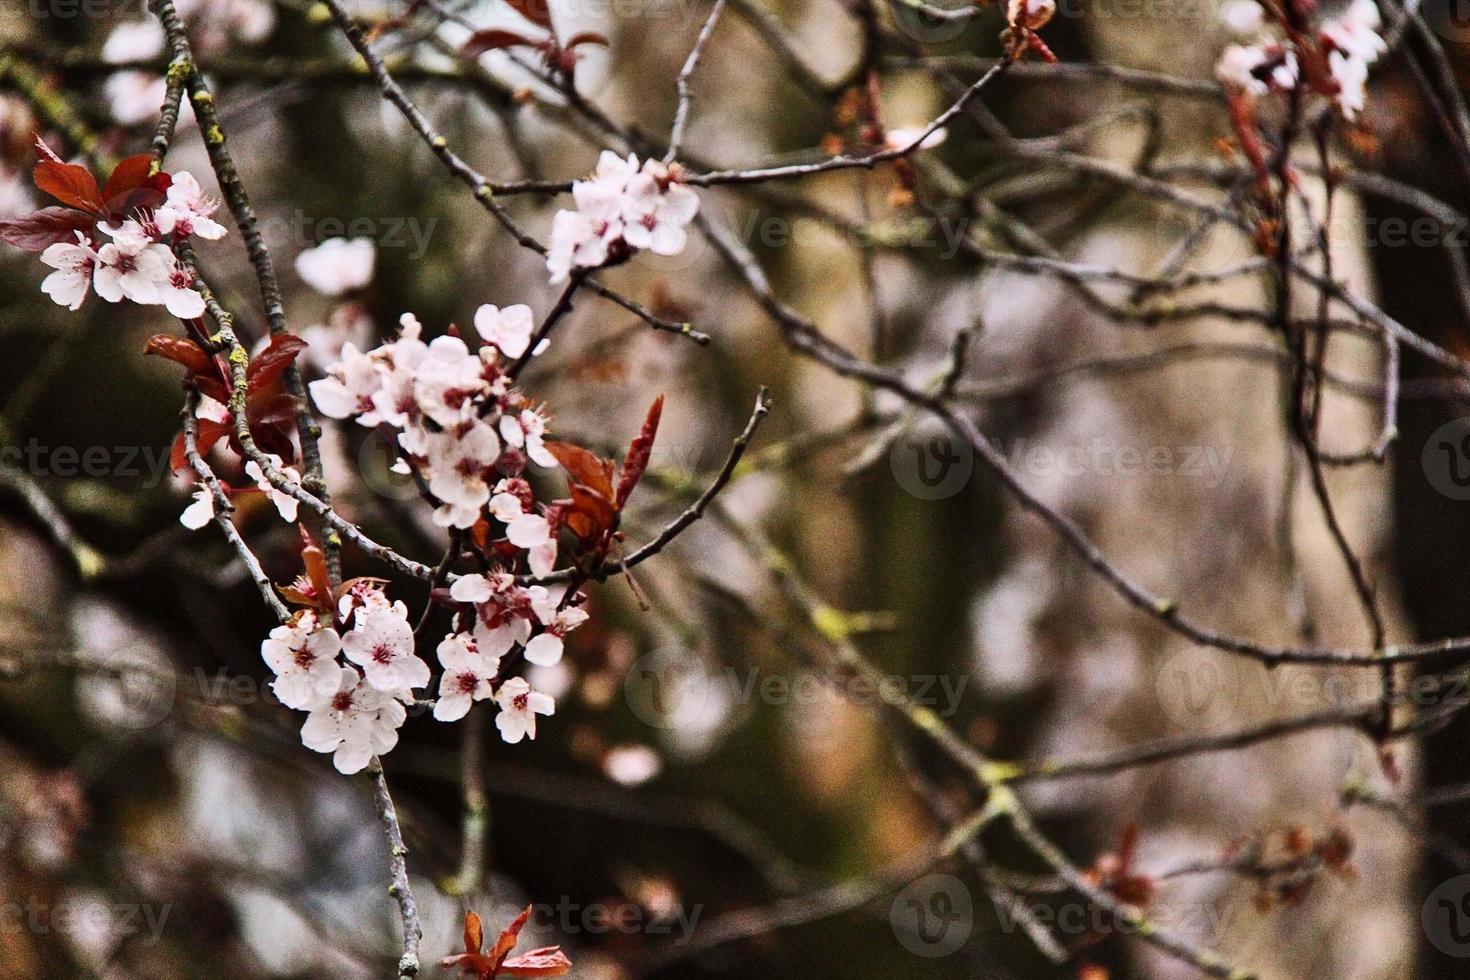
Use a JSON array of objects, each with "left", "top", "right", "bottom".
[{"left": 2, "top": 0, "right": 1470, "bottom": 978}]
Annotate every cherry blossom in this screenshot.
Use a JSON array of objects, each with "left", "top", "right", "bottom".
[
  {"left": 157, "top": 255, "right": 207, "bottom": 319},
  {"left": 179, "top": 487, "right": 216, "bottom": 530},
  {"left": 341, "top": 604, "right": 430, "bottom": 693},
  {"left": 155, "top": 171, "right": 228, "bottom": 241},
  {"left": 546, "top": 209, "right": 610, "bottom": 285},
  {"left": 299, "top": 666, "right": 407, "bottom": 775},
  {"left": 102, "top": 20, "right": 166, "bottom": 64},
  {"left": 525, "top": 587, "right": 589, "bottom": 667},
  {"left": 244, "top": 455, "right": 302, "bottom": 523},
  {"left": 295, "top": 237, "right": 375, "bottom": 296},
  {"left": 546, "top": 151, "right": 700, "bottom": 283},
  {"left": 39, "top": 234, "right": 98, "bottom": 311},
  {"left": 104, "top": 72, "right": 166, "bottom": 127},
  {"left": 498, "top": 408, "right": 557, "bottom": 469},
  {"left": 622, "top": 159, "right": 701, "bottom": 256},
  {"left": 308, "top": 342, "right": 381, "bottom": 420},
  {"left": 474, "top": 303, "right": 535, "bottom": 359},
  {"left": 427, "top": 422, "right": 502, "bottom": 528},
  {"left": 94, "top": 222, "right": 172, "bottom": 305},
  {"left": 1216, "top": 43, "right": 1297, "bottom": 96},
  {"left": 261, "top": 612, "right": 343, "bottom": 710},
  {"left": 494, "top": 677, "right": 554, "bottom": 744},
  {"left": 433, "top": 633, "right": 500, "bottom": 722},
  {"left": 413, "top": 335, "right": 490, "bottom": 429}
]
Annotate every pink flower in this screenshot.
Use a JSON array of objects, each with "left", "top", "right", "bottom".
[
  {"left": 433, "top": 633, "right": 501, "bottom": 722},
  {"left": 494, "top": 676, "right": 554, "bottom": 743},
  {"left": 622, "top": 160, "right": 700, "bottom": 256},
  {"left": 39, "top": 234, "right": 98, "bottom": 310},
  {"left": 427, "top": 422, "right": 502, "bottom": 528},
  {"left": 295, "top": 237, "right": 375, "bottom": 296},
  {"left": 155, "top": 171, "right": 228, "bottom": 241},
  {"left": 299, "top": 666, "right": 407, "bottom": 774},
  {"left": 474, "top": 303, "right": 535, "bottom": 359},
  {"left": 498, "top": 408, "right": 557, "bottom": 469},
  {"left": 341, "top": 605, "right": 430, "bottom": 693},
  {"left": 94, "top": 221, "right": 172, "bottom": 304},
  {"left": 309, "top": 342, "right": 382, "bottom": 420},
  {"left": 261, "top": 612, "right": 343, "bottom": 710},
  {"left": 179, "top": 486, "right": 215, "bottom": 529},
  {"left": 158, "top": 255, "right": 207, "bottom": 318},
  {"left": 244, "top": 454, "right": 302, "bottom": 523}
]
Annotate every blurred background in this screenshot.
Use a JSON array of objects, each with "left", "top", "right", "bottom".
[{"left": 2, "top": 0, "right": 1469, "bottom": 977}]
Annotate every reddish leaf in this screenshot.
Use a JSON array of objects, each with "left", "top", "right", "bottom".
[
  {"left": 564, "top": 484, "right": 616, "bottom": 543},
  {"left": 489, "top": 906, "right": 534, "bottom": 964},
  {"left": 462, "top": 28, "right": 539, "bottom": 58},
  {"left": 102, "top": 154, "right": 155, "bottom": 204},
  {"left": 33, "top": 159, "right": 104, "bottom": 215},
  {"left": 616, "top": 394, "right": 663, "bottom": 508},
  {"left": 170, "top": 417, "right": 231, "bottom": 472},
  {"left": 504, "top": 0, "right": 554, "bottom": 29},
  {"left": 195, "top": 375, "right": 231, "bottom": 407},
  {"left": 464, "top": 911, "right": 484, "bottom": 957},
  {"left": 564, "top": 31, "right": 609, "bottom": 49},
  {"left": 104, "top": 185, "right": 167, "bottom": 222},
  {"left": 247, "top": 333, "right": 308, "bottom": 388},
  {"left": 501, "top": 947, "right": 573, "bottom": 977},
  {"left": 545, "top": 442, "right": 614, "bottom": 501},
  {"left": 300, "top": 530, "right": 333, "bottom": 606},
  {"left": 0, "top": 206, "right": 96, "bottom": 251},
  {"left": 145, "top": 334, "right": 214, "bottom": 376}
]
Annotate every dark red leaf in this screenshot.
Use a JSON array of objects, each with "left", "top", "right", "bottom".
[
  {"left": 501, "top": 947, "right": 572, "bottom": 977},
  {"left": 462, "top": 28, "right": 539, "bottom": 58},
  {"left": 564, "top": 484, "right": 615, "bottom": 543},
  {"left": 504, "top": 0, "right": 554, "bottom": 29},
  {"left": 102, "top": 154, "right": 155, "bottom": 204},
  {"left": 564, "top": 31, "right": 609, "bottom": 49},
  {"left": 104, "top": 185, "right": 167, "bottom": 222},
  {"left": 246, "top": 334, "right": 308, "bottom": 388},
  {"left": 145, "top": 334, "right": 214, "bottom": 377},
  {"left": 489, "top": 906, "right": 534, "bottom": 964},
  {"left": 33, "top": 159, "right": 104, "bottom": 215},
  {"left": 170, "top": 417, "right": 232, "bottom": 472},
  {"left": 546, "top": 442, "right": 614, "bottom": 501},
  {"left": 616, "top": 394, "right": 663, "bottom": 508},
  {"left": 0, "top": 206, "right": 96, "bottom": 251}
]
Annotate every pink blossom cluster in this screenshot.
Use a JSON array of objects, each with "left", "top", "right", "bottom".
[
  {"left": 1215, "top": 0, "right": 1385, "bottom": 121},
  {"left": 39, "top": 172, "right": 222, "bottom": 315},
  {"left": 546, "top": 151, "right": 701, "bottom": 284},
  {"left": 308, "top": 307, "right": 559, "bottom": 540}
]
